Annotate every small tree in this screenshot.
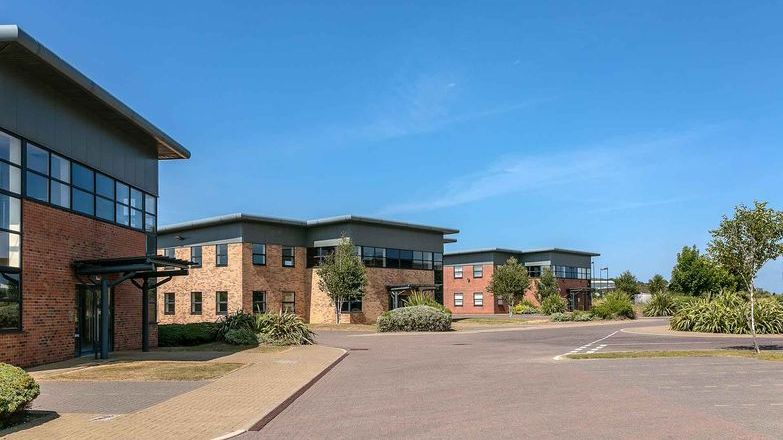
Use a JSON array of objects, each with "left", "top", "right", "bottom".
[
  {"left": 708, "top": 201, "right": 783, "bottom": 353},
  {"left": 316, "top": 235, "right": 368, "bottom": 324},
  {"left": 648, "top": 274, "right": 668, "bottom": 295},
  {"left": 614, "top": 270, "right": 640, "bottom": 297},
  {"left": 536, "top": 267, "right": 560, "bottom": 302},
  {"left": 487, "top": 257, "right": 530, "bottom": 317},
  {"left": 669, "top": 245, "right": 735, "bottom": 295}
]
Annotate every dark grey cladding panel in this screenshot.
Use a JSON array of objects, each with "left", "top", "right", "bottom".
[
  {"left": 157, "top": 222, "right": 244, "bottom": 248},
  {"left": 445, "top": 251, "right": 504, "bottom": 265},
  {"left": 240, "top": 221, "right": 308, "bottom": 247},
  {"left": 0, "top": 52, "right": 159, "bottom": 194},
  {"left": 307, "top": 222, "right": 446, "bottom": 252},
  {"left": 548, "top": 251, "right": 594, "bottom": 268}
]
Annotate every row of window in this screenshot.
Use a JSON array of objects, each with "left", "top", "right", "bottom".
[
  {"left": 162, "top": 291, "right": 296, "bottom": 316},
  {"left": 162, "top": 243, "right": 290, "bottom": 268},
  {"left": 307, "top": 246, "right": 443, "bottom": 270},
  {"left": 453, "top": 265, "right": 483, "bottom": 279},
  {"left": 453, "top": 292, "right": 489, "bottom": 307}
]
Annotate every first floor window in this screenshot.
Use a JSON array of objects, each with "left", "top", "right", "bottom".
[
  {"left": 340, "top": 298, "right": 363, "bottom": 312},
  {"left": 0, "top": 272, "right": 20, "bottom": 330},
  {"left": 252, "top": 243, "right": 266, "bottom": 265},
  {"left": 454, "top": 293, "right": 463, "bottom": 307},
  {"left": 164, "top": 292, "right": 175, "bottom": 315},
  {"left": 216, "top": 291, "right": 228, "bottom": 315},
  {"left": 473, "top": 265, "right": 483, "bottom": 278},
  {"left": 454, "top": 266, "right": 463, "bottom": 278},
  {"left": 191, "top": 292, "right": 202, "bottom": 315},
  {"left": 282, "top": 246, "right": 295, "bottom": 267},
  {"left": 252, "top": 291, "right": 267, "bottom": 314},
  {"left": 216, "top": 244, "right": 228, "bottom": 266},
  {"left": 191, "top": 246, "right": 202, "bottom": 268},
  {"left": 473, "top": 292, "right": 484, "bottom": 307},
  {"left": 282, "top": 292, "right": 295, "bottom": 313}
]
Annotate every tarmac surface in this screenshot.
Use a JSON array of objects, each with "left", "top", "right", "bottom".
[{"left": 239, "top": 319, "right": 783, "bottom": 440}]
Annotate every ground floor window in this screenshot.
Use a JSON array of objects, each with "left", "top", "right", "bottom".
[
  {"left": 282, "top": 292, "right": 295, "bottom": 313},
  {"left": 340, "top": 298, "right": 363, "bottom": 312},
  {"left": 0, "top": 272, "right": 20, "bottom": 330},
  {"left": 216, "top": 291, "right": 228, "bottom": 315},
  {"left": 164, "top": 292, "right": 175, "bottom": 315},
  {"left": 253, "top": 291, "right": 267, "bottom": 314},
  {"left": 191, "top": 292, "right": 202, "bottom": 315},
  {"left": 454, "top": 292, "right": 463, "bottom": 307},
  {"left": 473, "top": 292, "right": 484, "bottom": 307}
]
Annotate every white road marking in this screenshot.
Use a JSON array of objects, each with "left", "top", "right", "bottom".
[{"left": 554, "top": 331, "right": 619, "bottom": 360}]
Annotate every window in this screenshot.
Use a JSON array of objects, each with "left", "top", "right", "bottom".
[
  {"left": 473, "top": 265, "right": 483, "bottom": 278},
  {"left": 433, "top": 253, "right": 443, "bottom": 270},
  {"left": 385, "top": 248, "right": 400, "bottom": 268},
  {"left": 282, "top": 246, "right": 295, "bottom": 267},
  {"left": 190, "top": 292, "right": 202, "bottom": 315},
  {"left": 399, "top": 250, "right": 413, "bottom": 269},
  {"left": 190, "top": 246, "right": 202, "bottom": 268},
  {"left": 361, "top": 246, "right": 385, "bottom": 267},
  {"left": 0, "top": 273, "right": 20, "bottom": 330},
  {"left": 527, "top": 266, "right": 541, "bottom": 278},
  {"left": 454, "top": 266, "right": 463, "bottom": 279},
  {"left": 0, "top": 131, "right": 21, "bottom": 165},
  {"left": 282, "top": 292, "right": 295, "bottom": 313},
  {"left": 115, "top": 182, "right": 130, "bottom": 226},
  {"left": 454, "top": 293, "right": 464, "bottom": 307},
  {"left": 413, "top": 251, "right": 433, "bottom": 270},
  {"left": 340, "top": 298, "right": 363, "bottom": 312},
  {"left": 473, "top": 292, "right": 484, "bottom": 307},
  {"left": 95, "top": 173, "right": 115, "bottom": 221},
  {"left": 252, "top": 291, "right": 266, "bottom": 314},
  {"left": 144, "top": 193, "right": 156, "bottom": 232},
  {"left": 164, "top": 293, "right": 175, "bottom": 315},
  {"left": 162, "top": 248, "right": 175, "bottom": 259},
  {"left": 215, "top": 244, "right": 228, "bottom": 267},
  {"left": 216, "top": 291, "right": 228, "bottom": 315},
  {"left": 252, "top": 243, "right": 266, "bottom": 265}
]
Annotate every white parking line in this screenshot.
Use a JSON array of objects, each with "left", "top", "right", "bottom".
[{"left": 554, "top": 331, "right": 619, "bottom": 360}]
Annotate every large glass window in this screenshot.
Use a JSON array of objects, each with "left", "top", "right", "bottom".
[
  {"left": 26, "top": 172, "right": 47, "bottom": 202},
  {"left": 0, "top": 273, "right": 20, "bottom": 330},
  {"left": 340, "top": 298, "right": 363, "bottom": 312},
  {"left": 433, "top": 253, "right": 443, "bottom": 270},
  {"left": 50, "top": 180, "right": 70, "bottom": 209},
  {"left": 95, "top": 173, "right": 115, "bottom": 222},
  {"left": 0, "top": 132, "right": 21, "bottom": 165},
  {"left": 190, "top": 246, "right": 202, "bottom": 268},
  {"left": 0, "top": 232, "right": 21, "bottom": 268},
  {"left": 252, "top": 244, "right": 266, "bottom": 265},
  {"left": 282, "top": 246, "right": 295, "bottom": 267},
  {"left": 215, "top": 244, "right": 228, "bottom": 267},
  {"left": 527, "top": 266, "right": 541, "bottom": 278},
  {"left": 282, "top": 292, "right": 295, "bottom": 313},
  {"left": 26, "top": 144, "right": 48, "bottom": 174},
  {"left": 0, "top": 195, "right": 21, "bottom": 233},
  {"left": 216, "top": 291, "right": 228, "bottom": 315},
  {"left": 252, "top": 291, "right": 266, "bottom": 314},
  {"left": 386, "top": 248, "right": 400, "bottom": 268}
]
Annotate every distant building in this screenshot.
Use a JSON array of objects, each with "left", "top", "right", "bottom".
[{"left": 443, "top": 248, "right": 599, "bottom": 313}]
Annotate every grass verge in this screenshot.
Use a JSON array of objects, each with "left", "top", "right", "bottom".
[
  {"left": 566, "top": 350, "right": 783, "bottom": 361},
  {"left": 156, "top": 342, "right": 287, "bottom": 353},
  {"left": 46, "top": 361, "right": 245, "bottom": 381}
]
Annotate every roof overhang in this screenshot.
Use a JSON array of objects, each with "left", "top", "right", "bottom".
[
  {"left": 445, "top": 247, "right": 600, "bottom": 257},
  {"left": 0, "top": 25, "right": 190, "bottom": 160}
]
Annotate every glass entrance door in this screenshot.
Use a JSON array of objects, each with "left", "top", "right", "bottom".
[{"left": 75, "top": 285, "right": 113, "bottom": 356}]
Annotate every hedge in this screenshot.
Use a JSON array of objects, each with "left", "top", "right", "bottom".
[
  {"left": 377, "top": 305, "right": 452, "bottom": 332},
  {"left": 0, "top": 363, "right": 39, "bottom": 428},
  {"left": 158, "top": 322, "right": 218, "bottom": 347}
]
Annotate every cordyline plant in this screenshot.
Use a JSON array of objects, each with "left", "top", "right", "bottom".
[
  {"left": 708, "top": 201, "right": 783, "bottom": 353},
  {"left": 316, "top": 235, "right": 368, "bottom": 324},
  {"left": 487, "top": 257, "right": 530, "bottom": 317}
]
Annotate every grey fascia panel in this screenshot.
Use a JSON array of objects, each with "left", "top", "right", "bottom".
[
  {"left": 158, "top": 213, "right": 307, "bottom": 234},
  {"left": 306, "top": 215, "right": 459, "bottom": 235},
  {"left": 0, "top": 24, "right": 190, "bottom": 160},
  {"left": 524, "top": 260, "right": 551, "bottom": 267},
  {"left": 445, "top": 247, "right": 600, "bottom": 257}
]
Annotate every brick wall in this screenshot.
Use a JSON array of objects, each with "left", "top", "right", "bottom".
[
  {"left": 243, "top": 244, "right": 311, "bottom": 320},
  {"left": 0, "top": 201, "right": 150, "bottom": 368},
  {"left": 443, "top": 264, "right": 498, "bottom": 314}
]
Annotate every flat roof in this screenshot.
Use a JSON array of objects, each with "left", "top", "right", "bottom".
[
  {"left": 445, "top": 247, "right": 600, "bottom": 257},
  {"left": 0, "top": 24, "right": 190, "bottom": 160},
  {"left": 159, "top": 213, "right": 460, "bottom": 235}
]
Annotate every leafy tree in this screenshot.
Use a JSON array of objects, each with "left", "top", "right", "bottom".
[
  {"left": 536, "top": 267, "right": 560, "bottom": 302},
  {"left": 708, "top": 201, "right": 783, "bottom": 353},
  {"left": 487, "top": 257, "right": 530, "bottom": 317},
  {"left": 648, "top": 274, "right": 668, "bottom": 295},
  {"left": 316, "top": 235, "right": 368, "bottom": 324},
  {"left": 614, "top": 270, "right": 640, "bottom": 297},
  {"left": 669, "top": 245, "right": 735, "bottom": 296}
]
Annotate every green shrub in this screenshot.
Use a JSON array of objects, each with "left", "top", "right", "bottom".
[
  {"left": 513, "top": 299, "right": 539, "bottom": 314},
  {"left": 591, "top": 291, "right": 635, "bottom": 320},
  {"left": 404, "top": 291, "right": 452, "bottom": 315},
  {"left": 158, "top": 322, "right": 218, "bottom": 347},
  {"left": 550, "top": 312, "right": 572, "bottom": 322},
  {"left": 0, "top": 363, "right": 39, "bottom": 428},
  {"left": 572, "top": 310, "right": 593, "bottom": 321},
  {"left": 215, "top": 311, "right": 256, "bottom": 341},
  {"left": 670, "top": 292, "right": 783, "bottom": 334},
  {"left": 223, "top": 328, "right": 259, "bottom": 346},
  {"left": 377, "top": 305, "right": 452, "bottom": 332},
  {"left": 256, "top": 312, "right": 316, "bottom": 345},
  {"left": 540, "top": 295, "right": 567, "bottom": 315},
  {"left": 643, "top": 292, "right": 677, "bottom": 317}
]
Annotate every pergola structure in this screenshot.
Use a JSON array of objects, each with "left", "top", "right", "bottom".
[
  {"left": 72, "top": 255, "right": 191, "bottom": 359},
  {"left": 388, "top": 284, "right": 439, "bottom": 309}
]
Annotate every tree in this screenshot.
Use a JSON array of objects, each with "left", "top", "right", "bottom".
[
  {"left": 708, "top": 201, "right": 783, "bottom": 353},
  {"left": 536, "top": 267, "right": 560, "bottom": 302},
  {"left": 648, "top": 274, "right": 668, "bottom": 295},
  {"left": 669, "top": 245, "right": 735, "bottom": 295},
  {"left": 487, "top": 257, "right": 530, "bottom": 317},
  {"left": 316, "top": 235, "right": 368, "bottom": 324},
  {"left": 614, "top": 270, "right": 640, "bottom": 297}
]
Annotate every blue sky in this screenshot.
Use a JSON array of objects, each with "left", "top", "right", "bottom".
[{"left": 4, "top": 1, "right": 782, "bottom": 290}]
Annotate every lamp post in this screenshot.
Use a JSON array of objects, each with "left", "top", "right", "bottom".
[{"left": 600, "top": 267, "right": 609, "bottom": 295}]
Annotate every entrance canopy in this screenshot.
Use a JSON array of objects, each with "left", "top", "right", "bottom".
[{"left": 73, "top": 255, "right": 191, "bottom": 359}]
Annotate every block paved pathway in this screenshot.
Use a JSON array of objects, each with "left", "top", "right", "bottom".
[{"left": 7, "top": 345, "right": 345, "bottom": 440}]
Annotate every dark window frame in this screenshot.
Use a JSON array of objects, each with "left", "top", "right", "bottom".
[
  {"left": 473, "top": 292, "right": 484, "bottom": 307},
  {"left": 473, "top": 265, "right": 483, "bottom": 278},
  {"left": 163, "top": 292, "right": 175, "bottom": 315},
  {"left": 340, "top": 298, "right": 363, "bottom": 313},
  {"left": 252, "top": 291, "right": 267, "bottom": 314},
  {"left": 190, "top": 292, "right": 202, "bottom": 315},
  {"left": 216, "top": 291, "right": 228, "bottom": 315},
  {"left": 454, "top": 266, "right": 463, "bottom": 279},
  {"left": 190, "top": 246, "right": 202, "bottom": 268},
  {"left": 282, "top": 291, "right": 295, "bottom": 313},
  {"left": 453, "top": 292, "right": 464, "bottom": 307},
  {"left": 282, "top": 246, "right": 295, "bottom": 268},
  {"left": 252, "top": 243, "right": 266, "bottom": 266},
  {"left": 215, "top": 244, "right": 228, "bottom": 267}
]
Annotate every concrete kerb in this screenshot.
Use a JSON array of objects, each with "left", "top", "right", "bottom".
[{"left": 621, "top": 326, "right": 783, "bottom": 339}]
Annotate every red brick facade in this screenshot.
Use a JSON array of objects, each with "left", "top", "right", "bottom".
[{"left": 0, "top": 201, "right": 155, "bottom": 368}]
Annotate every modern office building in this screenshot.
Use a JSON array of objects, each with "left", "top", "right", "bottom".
[
  {"left": 443, "top": 248, "right": 599, "bottom": 314},
  {"left": 157, "top": 214, "right": 458, "bottom": 324},
  {"left": 0, "top": 25, "right": 190, "bottom": 367}
]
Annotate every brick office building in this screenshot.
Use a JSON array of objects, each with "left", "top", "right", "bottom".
[
  {"left": 157, "top": 214, "right": 458, "bottom": 324},
  {"left": 443, "top": 248, "right": 598, "bottom": 314},
  {"left": 0, "top": 25, "right": 190, "bottom": 367}
]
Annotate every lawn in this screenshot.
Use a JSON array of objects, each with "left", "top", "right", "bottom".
[
  {"left": 451, "top": 317, "right": 549, "bottom": 330},
  {"left": 566, "top": 350, "right": 783, "bottom": 361},
  {"left": 156, "top": 342, "right": 289, "bottom": 353},
  {"left": 45, "top": 361, "right": 245, "bottom": 381}
]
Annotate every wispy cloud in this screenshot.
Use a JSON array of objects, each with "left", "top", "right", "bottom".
[
  {"left": 377, "top": 130, "right": 708, "bottom": 215},
  {"left": 585, "top": 197, "right": 693, "bottom": 214}
]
